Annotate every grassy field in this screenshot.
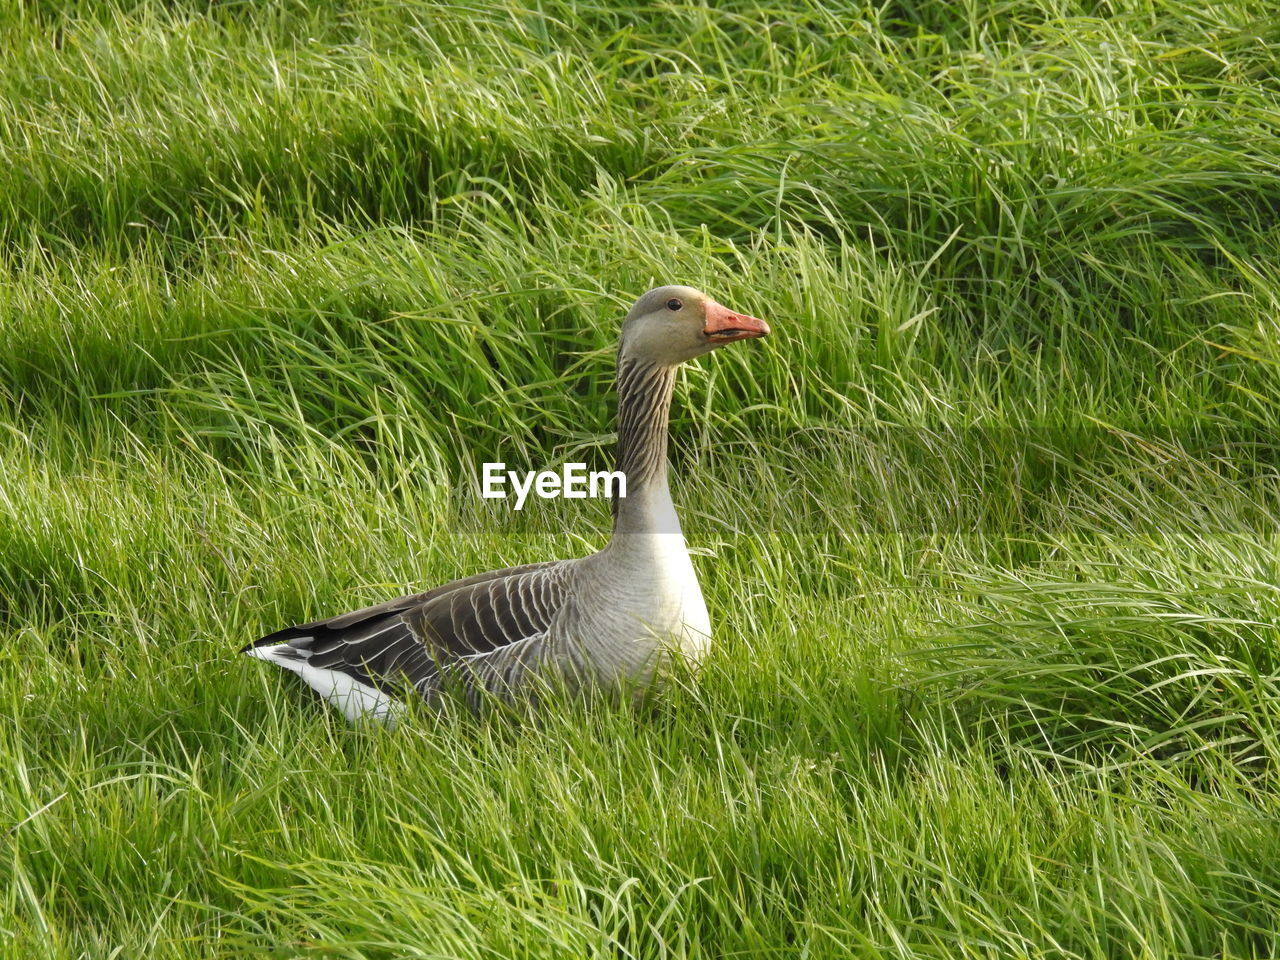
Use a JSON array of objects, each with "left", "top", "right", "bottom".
[{"left": 3, "top": 0, "right": 1280, "bottom": 956}]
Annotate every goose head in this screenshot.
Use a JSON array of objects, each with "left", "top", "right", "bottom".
[{"left": 618, "top": 285, "right": 770, "bottom": 367}]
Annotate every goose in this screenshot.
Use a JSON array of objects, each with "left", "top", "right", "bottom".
[{"left": 241, "top": 285, "right": 770, "bottom": 721}]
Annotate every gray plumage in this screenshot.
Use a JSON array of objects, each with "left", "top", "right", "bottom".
[{"left": 241, "top": 285, "right": 770, "bottom": 720}]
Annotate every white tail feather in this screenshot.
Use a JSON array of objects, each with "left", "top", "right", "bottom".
[{"left": 246, "top": 643, "right": 405, "bottom": 725}]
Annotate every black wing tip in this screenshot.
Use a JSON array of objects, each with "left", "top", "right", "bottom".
[
  {"left": 240, "top": 624, "right": 313, "bottom": 654},
  {"left": 239, "top": 635, "right": 278, "bottom": 654}
]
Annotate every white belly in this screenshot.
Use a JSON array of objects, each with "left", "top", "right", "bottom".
[
  {"left": 568, "top": 533, "right": 713, "bottom": 681},
  {"left": 661, "top": 539, "right": 712, "bottom": 661}
]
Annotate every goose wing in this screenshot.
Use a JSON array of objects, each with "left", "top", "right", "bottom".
[{"left": 242, "top": 559, "right": 572, "bottom": 703}]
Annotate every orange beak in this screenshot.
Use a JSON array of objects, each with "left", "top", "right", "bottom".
[{"left": 703, "top": 301, "right": 771, "bottom": 344}]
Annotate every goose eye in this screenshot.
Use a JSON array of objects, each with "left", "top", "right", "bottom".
[{"left": 665, "top": 298, "right": 683, "bottom": 311}]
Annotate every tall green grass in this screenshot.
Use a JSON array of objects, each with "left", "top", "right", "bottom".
[{"left": 3, "top": 1, "right": 1280, "bottom": 956}]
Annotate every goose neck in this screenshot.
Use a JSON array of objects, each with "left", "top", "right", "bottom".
[{"left": 611, "top": 357, "right": 678, "bottom": 535}]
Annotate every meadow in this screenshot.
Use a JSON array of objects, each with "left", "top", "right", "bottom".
[{"left": 3, "top": 1, "right": 1280, "bottom": 956}]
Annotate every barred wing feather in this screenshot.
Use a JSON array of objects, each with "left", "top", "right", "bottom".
[{"left": 241, "top": 560, "right": 572, "bottom": 714}]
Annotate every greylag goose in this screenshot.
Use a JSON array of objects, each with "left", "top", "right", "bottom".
[{"left": 242, "top": 285, "right": 770, "bottom": 721}]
